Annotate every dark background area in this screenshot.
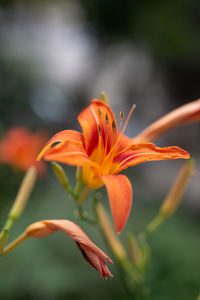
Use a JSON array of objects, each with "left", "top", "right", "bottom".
[{"left": 0, "top": 1, "right": 200, "bottom": 299}]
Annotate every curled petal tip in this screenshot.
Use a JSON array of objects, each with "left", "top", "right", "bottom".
[{"left": 25, "top": 219, "right": 113, "bottom": 279}]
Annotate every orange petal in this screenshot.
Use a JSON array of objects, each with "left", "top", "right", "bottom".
[
  {"left": 78, "top": 99, "right": 118, "bottom": 156},
  {"left": 133, "top": 98, "right": 200, "bottom": 142},
  {"left": 26, "top": 219, "right": 113, "bottom": 278},
  {"left": 114, "top": 142, "right": 190, "bottom": 173},
  {"left": 43, "top": 141, "right": 91, "bottom": 166},
  {"left": 101, "top": 175, "right": 133, "bottom": 234},
  {"left": 37, "top": 130, "right": 83, "bottom": 161}
]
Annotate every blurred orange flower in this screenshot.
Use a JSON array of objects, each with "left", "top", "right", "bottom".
[
  {"left": 0, "top": 127, "right": 47, "bottom": 176},
  {"left": 26, "top": 219, "right": 113, "bottom": 279},
  {"left": 38, "top": 100, "right": 189, "bottom": 233}
]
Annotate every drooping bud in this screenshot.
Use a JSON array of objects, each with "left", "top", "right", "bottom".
[{"left": 26, "top": 219, "right": 114, "bottom": 279}]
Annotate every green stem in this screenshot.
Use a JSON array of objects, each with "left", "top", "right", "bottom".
[
  {"left": 77, "top": 205, "right": 97, "bottom": 225},
  {"left": 93, "top": 198, "right": 145, "bottom": 298},
  {"left": 65, "top": 184, "right": 78, "bottom": 200},
  {"left": 74, "top": 167, "right": 83, "bottom": 195},
  {"left": 146, "top": 213, "right": 165, "bottom": 234},
  {"left": 77, "top": 186, "right": 90, "bottom": 205},
  {"left": 0, "top": 216, "right": 16, "bottom": 253},
  {"left": 52, "top": 162, "right": 78, "bottom": 199},
  {"left": 74, "top": 180, "right": 83, "bottom": 196},
  {"left": 0, "top": 167, "right": 36, "bottom": 253},
  {"left": 1, "top": 232, "right": 27, "bottom": 256}
]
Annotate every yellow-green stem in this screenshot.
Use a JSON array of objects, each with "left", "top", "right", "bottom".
[
  {"left": 78, "top": 186, "right": 90, "bottom": 205},
  {"left": 75, "top": 167, "right": 83, "bottom": 195},
  {"left": 9, "top": 167, "right": 36, "bottom": 220},
  {"left": 146, "top": 213, "right": 165, "bottom": 233},
  {"left": 95, "top": 202, "right": 126, "bottom": 260},
  {"left": 1, "top": 232, "right": 27, "bottom": 256},
  {"left": 94, "top": 202, "right": 144, "bottom": 289}
]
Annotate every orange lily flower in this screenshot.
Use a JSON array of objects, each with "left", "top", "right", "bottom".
[
  {"left": 0, "top": 127, "right": 47, "bottom": 177},
  {"left": 26, "top": 219, "right": 113, "bottom": 279},
  {"left": 38, "top": 100, "right": 190, "bottom": 233}
]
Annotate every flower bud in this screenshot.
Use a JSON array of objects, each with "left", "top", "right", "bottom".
[
  {"left": 52, "top": 162, "right": 72, "bottom": 191},
  {"left": 133, "top": 99, "right": 200, "bottom": 142},
  {"left": 160, "top": 159, "right": 194, "bottom": 217},
  {"left": 9, "top": 167, "right": 36, "bottom": 220},
  {"left": 99, "top": 92, "right": 110, "bottom": 105}
]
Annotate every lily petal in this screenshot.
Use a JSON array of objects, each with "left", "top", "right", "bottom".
[
  {"left": 101, "top": 175, "right": 133, "bottom": 234},
  {"left": 114, "top": 142, "right": 190, "bottom": 173},
  {"left": 133, "top": 98, "right": 200, "bottom": 142},
  {"left": 78, "top": 99, "right": 118, "bottom": 156},
  {"left": 43, "top": 141, "right": 92, "bottom": 166},
  {"left": 37, "top": 130, "right": 83, "bottom": 161},
  {"left": 26, "top": 219, "right": 113, "bottom": 279}
]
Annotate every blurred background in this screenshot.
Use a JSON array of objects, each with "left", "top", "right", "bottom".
[{"left": 0, "top": 0, "right": 200, "bottom": 299}]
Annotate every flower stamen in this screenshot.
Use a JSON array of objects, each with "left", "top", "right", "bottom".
[
  {"left": 112, "top": 120, "right": 116, "bottom": 131},
  {"left": 105, "top": 113, "right": 109, "bottom": 125},
  {"left": 104, "top": 105, "right": 136, "bottom": 164},
  {"left": 121, "top": 104, "right": 136, "bottom": 135},
  {"left": 98, "top": 124, "right": 102, "bottom": 136},
  {"left": 120, "top": 111, "right": 124, "bottom": 122},
  {"left": 98, "top": 108, "right": 102, "bottom": 119}
]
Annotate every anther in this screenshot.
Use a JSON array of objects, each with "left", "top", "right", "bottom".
[
  {"left": 98, "top": 124, "right": 102, "bottom": 136},
  {"left": 105, "top": 113, "right": 109, "bottom": 124},
  {"left": 51, "top": 141, "right": 60, "bottom": 148},
  {"left": 120, "top": 111, "right": 124, "bottom": 122},
  {"left": 112, "top": 120, "right": 116, "bottom": 131},
  {"left": 98, "top": 108, "right": 102, "bottom": 118}
]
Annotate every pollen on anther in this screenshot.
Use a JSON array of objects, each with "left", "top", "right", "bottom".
[
  {"left": 112, "top": 120, "right": 116, "bottom": 131},
  {"left": 98, "top": 108, "right": 102, "bottom": 118},
  {"left": 98, "top": 124, "right": 102, "bottom": 136},
  {"left": 105, "top": 113, "right": 109, "bottom": 124},
  {"left": 120, "top": 111, "right": 124, "bottom": 122}
]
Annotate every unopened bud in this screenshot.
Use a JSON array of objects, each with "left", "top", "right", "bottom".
[
  {"left": 75, "top": 166, "right": 83, "bottom": 195},
  {"left": 160, "top": 159, "right": 194, "bottom": 217},
  {"left": 9, "top": 167, "right": 36, "bottom": 220},
  {"left": 127, "top": 233, "right": 150, "bottom": 272},
  {"left": 127, "top": 233, "right": 142, "bottom": 268},
  {"left": 133, "top": 98, "right": 200, "bottom": 143},
  {"left": 147, "top": 160, "right": 194, "bottom": 233},
  {"left": 95, "top": 202, "right": 126, "bottom": 261},
  {"left": 26, "top": 221, "right": 56, "bottom": 238},
  {"left": 52, "top": 162, "right": 70, "bottom": 189},
  {"left": 76, "top": 166, "right": 82, "bottom": 181},
  {"left": 99, "top": 92, "right": 109, "bottom": 105}
]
